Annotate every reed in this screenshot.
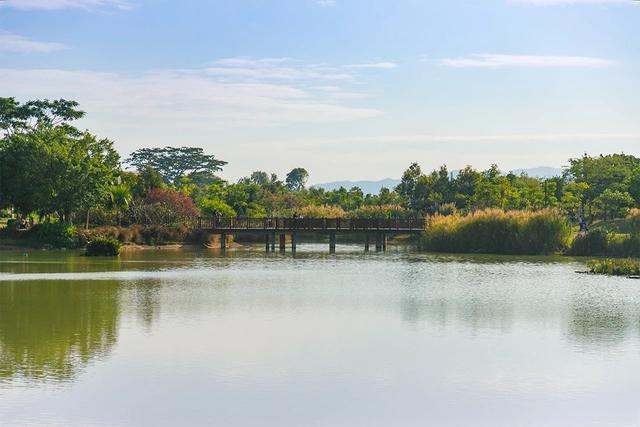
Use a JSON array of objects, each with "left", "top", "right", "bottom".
[
  {"left": 587, "top": 258, "right": 640, "bottom": 276},
  {"left": 421, "top": 209, "right": 571, "bottom": 255}
]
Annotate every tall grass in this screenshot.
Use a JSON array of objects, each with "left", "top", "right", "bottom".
[
  {"left": 587, "top": 258, "right": 640, "bottom": 276},
  {"left": 629, "top": 208, "right": 640, "bottom": 236},
  {"left": 421, "top": 209, "right": 571, "bottom": 255}
]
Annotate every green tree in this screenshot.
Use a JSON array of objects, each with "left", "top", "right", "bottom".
[
  {"left": 0, "top": 97, "right": 84, "bottom": 136},
  {"left": 285, "top": 168, "right": 309, "bottom": 191},
  {"left": 126, "top": 147, "right": 226, "bottom": 187},
  {"left": 0, "top": 126, "right": 119, "bottom": 222},
  {"left": 109, "top": 184, "right": 132, "bottom": 226}
]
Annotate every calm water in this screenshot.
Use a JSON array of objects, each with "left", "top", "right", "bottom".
[{"left": 1, "top": 246, "right": 639, "bottom": 427}]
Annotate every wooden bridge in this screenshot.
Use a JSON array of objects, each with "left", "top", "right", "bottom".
[{"left": 189, "top": 217, "right": 424, "bottom": 252}]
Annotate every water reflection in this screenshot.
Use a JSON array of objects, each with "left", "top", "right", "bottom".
[{"left": 0, "top": 280, "right": 120, "bottom": 383}]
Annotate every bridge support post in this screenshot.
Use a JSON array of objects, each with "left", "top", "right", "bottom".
[
  {"left": 270, "top": 233, "right": 276, "bottom": 252},
  {"left": 375, "top": 233, "right": 382, "bottom": 252},
  {"left": 265, "top": 233, "right": 270, "bottom": 252},
  {"left": 329, "top": 232, "right": 336, "bottom": 254},
  {"left": 220, "top": 233, "right": 227, "bottom": 252},
  {"left": 382, "top": 233, "right": 387, "bottom": 251},
  {"left": 279, "top": 234, "right": 286, "bottom": 252},
  {"left": 365, "top": 234, "right": 370, "bottom": 252},
  {"left": 291, "top": 233, "right": 297, "bottom": 253}
]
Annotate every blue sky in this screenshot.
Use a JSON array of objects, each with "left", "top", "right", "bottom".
[{"left": 1, "top": 0, "right": 639, "bottom": 182}]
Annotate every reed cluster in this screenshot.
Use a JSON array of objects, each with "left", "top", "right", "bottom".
[
  {"left": 421, "top": 209, "right": 571, "bottom": 255},
  {"left": 587, "top": 258, "right": 640, "bottom": 276}
]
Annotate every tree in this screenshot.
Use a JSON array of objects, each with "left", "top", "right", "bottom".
[
  {"left": 594, "top": 189, "right": 635, "bottom": 219},
  {"left": 109, "top": 184, "right": 132, "bottom": 226},
  {"left": 126, "top": 147, "right": 226, "bottom": 186},
  {"left": 0, "top": 126, "right": 119, "bottom": 221},
  {"left": 285, "top": 168, "right": 309, "bottom": 191},
  {"left": 0, "top": 97, "right": 84, "bottom": 136},
  {"left": 249, "top": 171, "right": 270, "bottom": 185}
]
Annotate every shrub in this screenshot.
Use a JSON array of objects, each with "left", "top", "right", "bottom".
[
  {"left": 421, "top": 209, "right": 571, "bottom": 255},
  {"left": 200, "top": 198, "right": 235, "bottom": 218},
  {"left": 587, "top": 258, "right": 640, "bottom": 276},
  {"left": 346, "top": 204, "right": 409, "bottom": 219},
  {"left": 30, "top": 222, "right": 78, "bottom": 248},
  {"left": 86, "top": 236, "right": 121, "bottom": 256},
  {"left": 131, "top": 188, "right": 199, "bottom": 225},
  {"left": 298, "top": 205, "right": 346, "bottom": 218},
  {"left": 567, "top": 230, "right": 609, "bottom": 256},
  {"left": 629, "top": 208, "right": 640, "bottom": 236}
]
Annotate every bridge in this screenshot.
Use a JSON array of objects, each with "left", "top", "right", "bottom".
[{"left": 189, "top": 217, "right": 424, "bottom": 253}]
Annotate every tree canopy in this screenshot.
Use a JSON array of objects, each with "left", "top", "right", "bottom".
[{"left": 126, "top": 146, "right": 227, "bottom": 186}]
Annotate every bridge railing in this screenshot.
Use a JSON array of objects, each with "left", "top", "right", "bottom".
[{"left": 188, "top": 217, "right": 424, "bottom": 231}]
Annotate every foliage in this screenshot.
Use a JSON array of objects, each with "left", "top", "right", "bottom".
[
  {"left": 587, "top": 259, "right": 640, "bottom": 276},
  {"left": 421, "top": 209, "right": 571, "bottom": 255},
  {"left": 85, "top": 236, "right": 121, "bottom": 256},
  {"left": 200, "top": 198, "right": 236, "bottom": 218},
  {"left": 78, "top": 224, "right": 193, "bottom": 246},
  {"left": 130, "top": 188, "right": 199, "bottom": 226},
  {"left": 346, "top": 204, "right": 409, "bottom": 219},
  {"left": 285, "top": 168, "right": 309, "bottom": 191},
  {"left": 0, "top": 97, "right": 84, "bottom": 136},
  {"left": 31, "top": 222, "right": 78, "bottom": 248},
  {"left": 298, "top": 204, "right": 347, "bottom": 218},
  {"left": 628, "top": 208, "right": 640, "bottom": 236},
  {"left": 126, "top": 146, "right": 226, "bottom": 186},
  {"left": 594, "top": 189, "right": 635, "bottom": 219},
  {"left": 0, "top": 126, "right": 119, "bottom": 221},
  {"left": 568, "top": 230, "right": 609, "bottom": 256}
]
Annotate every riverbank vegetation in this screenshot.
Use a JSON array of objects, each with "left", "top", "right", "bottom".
[
  {"left": 1, "top": 97, "right": 640, "bottom": 255},
  {"left": 587, "top": 258, "right": 640, "bottom": 276},
  {"left": 421, "top": 209, "right": 571, "bottom": 255}
]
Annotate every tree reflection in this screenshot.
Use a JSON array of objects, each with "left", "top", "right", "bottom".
[
  {"left": 0, "top": 280, "right": 120, "bottom": 383},
  {"left": 567, "top": 298, "right": 631, "bottom": 348}
]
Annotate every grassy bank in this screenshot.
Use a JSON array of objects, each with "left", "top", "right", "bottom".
[
  {"left": 587, "top": 259, "right": 640, "bottom": 276},
  {"left": 421, "top": 209, "right": 571, "bottom": 255},
  {"left": 0, "top": 223, "right": 225, "bottom": 249}
]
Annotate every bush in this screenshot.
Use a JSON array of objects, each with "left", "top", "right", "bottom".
[
  {"left": 587, "top": 258, "right": 640, "bottom": 276},
  {"left": 86, "top": 236, "right": 121, "bottom": 256},
  {"left": 629, "top": 208, "right": 640, "bottom": 236},
  {"left": 568, "top": 229, "right": 640, "bottom": 257},
  {"left": 568, "top": 230, "right": 609, "bottom": 256},
  {"left": 298, "top": 205, "right": 346, "bottom": 218},
  {"left": 421, "top": 209, "right": 571, "bottom": 255},
  {"left": 30, "top": 222, "right": 78, "bottom": 248},
  {"left": 346, "top": 204, "right": 409, "bottom": 219}
]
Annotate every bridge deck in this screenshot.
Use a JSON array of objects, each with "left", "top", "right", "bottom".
[{"left": 189, "top": 217, "right": 424, "bottom": 233}]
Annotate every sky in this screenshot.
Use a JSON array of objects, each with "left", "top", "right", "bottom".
[{"left": 1, "top": 0, "right": 639, "bottom": 183}]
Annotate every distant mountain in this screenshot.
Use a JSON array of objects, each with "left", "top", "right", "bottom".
[{"left": 312, "top": 167, "right": 564, "bottom": 195}]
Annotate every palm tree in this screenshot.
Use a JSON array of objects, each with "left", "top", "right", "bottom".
[{"left": 109, "top": 185, "right": 132, "bottom": 226}]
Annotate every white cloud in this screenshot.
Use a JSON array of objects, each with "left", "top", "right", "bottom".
[
  {"left": 0, "top": 33, "right": 67, "bottom": 53},
  {"left": 0, "top": 68, "right": 381, "bottom": 129},
  {"left": 208, "top": 57, "right": 397, "bottom": 81},
  {"left": 0, "top": 0, "right": 132, "bottom": 10},
  {"left": 512, "top": 0, "right": 633, "bottom": 5},
  {"left": 439, "top": 54, "right": 615, "bottom": 68},
  {"left": 346, "top": 62, "right": 398, "bottom": 69},
  {"left": 317, "top": 0, "right": 336, "bottom": 6}
]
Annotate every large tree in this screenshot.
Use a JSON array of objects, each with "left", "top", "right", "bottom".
[
  {"left": 0, "top": 126, "right": 120, "bottom": 221},
  {"left": 285, "top": 168, "right": 309, "bottom": 191},
  {"left": 0, "top": 97, "right": 84, "bottom": 136},
  {"left": 126, "top": 146, "right": 226, "bottom": 186}
]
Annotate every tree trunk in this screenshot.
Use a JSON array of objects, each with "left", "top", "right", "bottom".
[{"left": 86, "top": 209, "right": 90, "bottom": 230}]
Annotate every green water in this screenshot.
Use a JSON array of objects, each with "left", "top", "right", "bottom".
[{"left": 1, "top": 246, "right": 639, "bottom": 426}]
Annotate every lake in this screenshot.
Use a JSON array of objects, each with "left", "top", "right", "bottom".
[{"left": 1, "top": 246, "right": 639, "bottom": 426}]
